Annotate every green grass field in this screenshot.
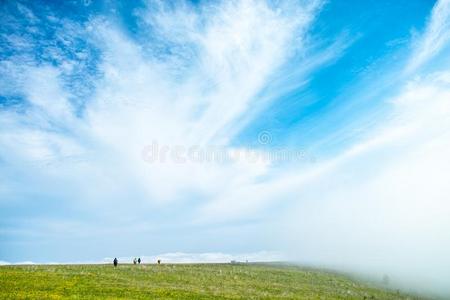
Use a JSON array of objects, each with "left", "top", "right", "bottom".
[{"left": 0, "top": 263, "right": 425, "bottom": 299}]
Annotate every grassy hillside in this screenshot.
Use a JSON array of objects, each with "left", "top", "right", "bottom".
[{"left": 0, "top": 263, "right": 424, "bottom": 299}]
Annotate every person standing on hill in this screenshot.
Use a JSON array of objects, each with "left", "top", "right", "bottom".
[
  {"left": 138, "top": 257, "right": 141, "bottom": 264},
  {"left": 113, "top": 257, "right": 118, "bottom": 267}
]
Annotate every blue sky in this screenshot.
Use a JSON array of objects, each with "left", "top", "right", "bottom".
[{"left": 2, "top": 0, "right": 450, "bottom": 295}]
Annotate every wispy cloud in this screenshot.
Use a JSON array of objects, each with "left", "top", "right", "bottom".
[
  {"left": 406, "top": 0, "right": 450, "bottom": 73},
  {"left": 0, "top": 0, "right": 331, "bottom": 253}
]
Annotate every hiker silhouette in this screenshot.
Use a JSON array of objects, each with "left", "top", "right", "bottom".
[{"left": 113, "top": 258, "right": 118, "bottom": 267}]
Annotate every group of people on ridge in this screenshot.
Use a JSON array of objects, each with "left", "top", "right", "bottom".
[{"left": 113, "top": 257, "right": 161, "bottom": 266}]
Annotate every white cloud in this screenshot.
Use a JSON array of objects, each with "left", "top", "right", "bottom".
[
  {"left": 406, "top": 0, "right": 450, "bottom": 73},
  {"left": 1, "top": 0, "right": 333, "bottom": 210}
]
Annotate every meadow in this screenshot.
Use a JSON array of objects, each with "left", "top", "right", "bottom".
[{"left": 0, "top": 263, "right": 425, "bottom": 299}]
